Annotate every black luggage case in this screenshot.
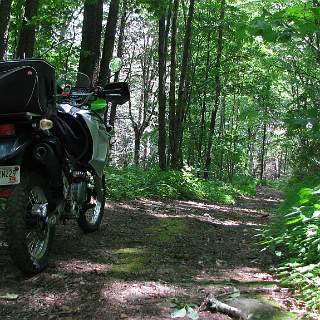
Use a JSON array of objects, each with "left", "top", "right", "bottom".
[{"left": 0, "top": 59, "right": 56, "bottom": 116}]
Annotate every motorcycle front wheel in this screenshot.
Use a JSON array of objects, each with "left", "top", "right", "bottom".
[
  {"left": 6, "top": 172, "right": 55, "bottom": 275},
  {"left": 78, "top": 174, "right": 105, "bottom": 233}
]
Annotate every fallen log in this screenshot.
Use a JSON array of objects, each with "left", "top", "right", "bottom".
[{"left": 200, "top": 296, "right": 247, "bottom": 319}]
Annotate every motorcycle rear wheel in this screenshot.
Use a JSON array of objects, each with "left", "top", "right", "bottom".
[
  {"left": 6, "top": 172, "right": 55, "bottom": 275},
  {"left": 78, "top": 174, "right": 105, "bottom": 233}
]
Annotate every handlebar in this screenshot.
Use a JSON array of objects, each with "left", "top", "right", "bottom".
[{"left": 58, "top": 82, "right": 130, "bottom": 107}]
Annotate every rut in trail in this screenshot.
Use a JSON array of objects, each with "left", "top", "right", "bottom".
[{"left": 0, "top": 188, "right": 307, "bottom": 319}]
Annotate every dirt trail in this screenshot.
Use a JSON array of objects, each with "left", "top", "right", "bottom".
[{"left": 0, "top": 187, "right": 310, "bottom": 319}]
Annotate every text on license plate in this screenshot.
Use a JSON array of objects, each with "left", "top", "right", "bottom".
[{"left": 0, "top": 166, "right": 20, "bottom": 185}]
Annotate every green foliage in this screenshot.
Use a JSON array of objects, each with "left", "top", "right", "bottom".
[
  {"left": 251, "top": 3, "right": 320, "bottom": 43},
  {"left": 171, "top": 304, "right": 199, "bottom": 320},
  {"left": 105, "top": 168, "right": 257, "bottom": 205},
  {"left": 263, "top": 176, "right": 320, "bottom": 310}
]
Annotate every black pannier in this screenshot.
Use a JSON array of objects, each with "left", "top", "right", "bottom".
[{"left": 0, "top": 59, "right": 56, "bottom": 116}]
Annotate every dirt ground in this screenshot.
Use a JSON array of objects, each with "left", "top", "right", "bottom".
[{"left": 0, "top": 188, "right": 315, "bottom": 319}]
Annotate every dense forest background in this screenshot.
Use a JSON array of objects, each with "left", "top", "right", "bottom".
[
  {"left": 1, "top": 0, "right": 315, "bottom": 180},
  {"left": 1, "top": 0, "right": 320, "bottom": 311}
]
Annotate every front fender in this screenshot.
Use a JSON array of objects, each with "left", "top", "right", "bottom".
[{"left": 0, "top": 135, "right": 33, "bottom": 162}]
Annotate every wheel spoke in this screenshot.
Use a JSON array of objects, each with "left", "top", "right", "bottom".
[{"left": 26, "top": 186, "right": 50, "bottom": 260}]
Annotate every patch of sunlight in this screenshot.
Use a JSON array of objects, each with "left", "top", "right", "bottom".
[
  {"left": 147, "top": 218, "right": 189, "bottom": 242},
  {"left": 177, "top": 200, "right": 261, "bottom": 216},
  {"left": 114, "top": 248, "right": 143, "bottom": 255},
  {"left": 101, "top": 281, "right": 179, "bottom": 304},
  {"left": 57, "top": 259, "right": 112, "bottom": 274},
  {"left": 25, "top": 287, "right": 80, "bottom": 311},
  {"left": 149, "top": 213, "right": 262, "bottom": 227},
  {"left": 241, "top": 195, "right": 279, "bottom": 203},
  {"left": 136, "top": 199, "right": 164, "bottom": 207},
  {"left": 112, "top": 247, "right": 148, "bottom": 274},
  {"left": 194, "top": 267, "right": 275, "bottom": 283}
]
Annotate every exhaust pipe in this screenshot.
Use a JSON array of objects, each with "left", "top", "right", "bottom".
[{"left": 33, "top": 143, "right": 63, "bottom": 204}]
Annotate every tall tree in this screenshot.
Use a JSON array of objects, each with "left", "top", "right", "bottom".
[
  {"left": 128, "top": 29, "right": 157, "bottom": 166},
  {"left": 98, "top": 0, "right": 121, "bottom": 87},
  {"left": 168, "top": 0, "right": 179, "bottom": 168},
  {"left": 78, "top": 0, "right": 103, "bottom": 82},
  {"left": 16, "top": 0, "right": 40, "bottom": 58},
  {"left": 204, "top": 0, "right": 226, "bottom": 179},
  {"left": 170, "top": 0, "right": 195, "bottom": 169},
  {"left": 0, "top": 0, "right": 13, "bottom": 59},
  {"left": 158, "top": 4, "right": 171, "bottom": 170},
  {"left": 109, "top": 0, "right": 128, "bottom": 127}
]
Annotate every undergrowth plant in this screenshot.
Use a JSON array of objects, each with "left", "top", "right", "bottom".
[
  {"left": 105, "top": 167, "right": 257, "bottom": 205},
  {"left": 263, "top": 176, "right": 320, "bottom": 311}
]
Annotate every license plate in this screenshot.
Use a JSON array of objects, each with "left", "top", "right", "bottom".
[{"left": 0, "top": 166, "right": 20, "bottom": 185}]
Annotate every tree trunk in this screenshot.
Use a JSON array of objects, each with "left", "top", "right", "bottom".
[
  {"left": 16, "top": 0, "right": 39, "bottom": 58},
  {"left": 158, "top": 13, "right": 168, "bottom": 170},
  {"left": 168, "top": 0, "right": 179, "bottom": 169},
  {"left": 171, "top": 0, "right": 195, "bottom": 170},
  {"left": 98, "top": 0, "right": 120, "bottom": 87},
  {"left": 260, "top": 122, "right": 267, "bottom": 181},
  {"left": 0, "top": 0, "right": 13, "bottom": 59},
  {"left": 204, "top": 0, "right": 226, "bottom": 179},
  {"left": 198, "top": 31, "right": 211, "bottom": 165},
  {"left": 134, "top": 130, "right": 142, "bottom": 166},
  {"left": 78, "top": 0, "right": 103, "bottom": 82},
  {"left": 247, "top": 128, "right": 254, "bottom": 175},
  {"left": 109, "top": 0, "right": 128, "bottom": 127},
  {"left": 218, "top": 96, "right": 226, "bottom": 179}
]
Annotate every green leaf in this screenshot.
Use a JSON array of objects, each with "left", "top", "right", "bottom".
[
  {"left": 286, "top": 216, "right": 303, "bottom": 225},
  {"left": 186, "top": 307, "right": 199, "bottom": 320},
  {"left": 171, "top": 308, "right": 187, "bottom": 318}
]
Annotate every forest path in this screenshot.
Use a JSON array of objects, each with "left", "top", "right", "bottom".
[{"left": 0, "top": 187, "right": 309, "bottom": 319}]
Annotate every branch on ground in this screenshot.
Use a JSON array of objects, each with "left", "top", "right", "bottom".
[{"left": 200, "top": 296, "right": 247, "bottom": 319}]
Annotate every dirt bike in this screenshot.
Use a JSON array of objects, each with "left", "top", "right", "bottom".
[{"left": 0, "top": 59, "right": 129, "bottom": 274}]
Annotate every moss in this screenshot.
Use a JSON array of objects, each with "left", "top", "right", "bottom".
[
  {"left": 147, "top": 219, "right": 189, "bottom": 243},
  {"left": 112, "top": 247, "right": 149, "bottom": 275}
]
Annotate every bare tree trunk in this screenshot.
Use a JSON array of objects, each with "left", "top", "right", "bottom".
[
  {"left": 78, "top": 0, "right": 103, "bottom": 82},
  {"left": 218, "top": 96, "right": 226, "bottom": 179},
  {"left": 158, "top": 5, "right": 171, "bottom": 171},
  {"left": 198, "top": 31, "right": 211, "bottom": 165},
  {"left": 204, "top": 0, "right": 226, "bottom": 179},
  {"left": 109, "top": 0, "right": 128, "bottom": 127},
  {"left": 171, "top": 0, "right": 195, "bottom": 170},
  {"left": 168, "top": 0, "right": 179, "bottom": 169},
  {"left": 98, "top": 0, "right": 120, "bottom": 87},
  {"left": 260, "top": 122, "right": 267, "bottom": 181},
  {"left": 0, "top": 0, "right": 13, "bottom": 59},
  {"left": 134, "top": 129, "right": 142, "bottom": 166},
  {"left": 248, "top": 128, "right": 254, "bottom": 175},
  {"left": 16, "top": 0, "right": 39, "bottom": 58}
]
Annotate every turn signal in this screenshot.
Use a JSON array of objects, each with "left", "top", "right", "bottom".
[{"left": 39, "top": 119, "right": 53, "bottom": 130}]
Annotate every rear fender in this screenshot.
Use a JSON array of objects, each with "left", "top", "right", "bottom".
[
  {"left": 0, "top": 136, "right": 33, "bottom": 203},
  {"left": 0, "top": 135, "right": 33, "bottom": 163}
]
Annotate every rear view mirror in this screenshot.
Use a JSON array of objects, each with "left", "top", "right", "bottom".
[
  {"left": 103, "top": 82, "right": 130, "bottom": 105},
  {"left": 109, "top": 58, "right": 123, "bottom": 74}
]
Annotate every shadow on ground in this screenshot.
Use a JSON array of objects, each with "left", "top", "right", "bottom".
[{"left": 0, "top": 187, "right": 306, "bottom": 319}]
